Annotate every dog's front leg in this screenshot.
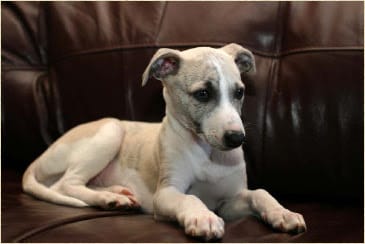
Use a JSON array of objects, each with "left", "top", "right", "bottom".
[
  {"left": 153, "top": 186, "right": 224, "bottom": 240},
  {"left": 218, "top": 189, "right": 306, "bottom": 233}
]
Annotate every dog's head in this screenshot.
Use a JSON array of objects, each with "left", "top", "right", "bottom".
[{"left": 142, "top": 43, "right": 255, "bottom": 150}]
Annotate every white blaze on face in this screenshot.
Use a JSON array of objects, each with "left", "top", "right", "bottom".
[{"left": 202, "top": 55, "right": 244, "bottom": 149}]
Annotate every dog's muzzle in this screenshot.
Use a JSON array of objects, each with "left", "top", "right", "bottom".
[{"left": 224, "top": 130, "right": 245, "bottom": 148}]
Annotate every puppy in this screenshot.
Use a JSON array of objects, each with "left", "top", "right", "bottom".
[{"left": 23, "top": 43, "right": 306, "bottom": 240}]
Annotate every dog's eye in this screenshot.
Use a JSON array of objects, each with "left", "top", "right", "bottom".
[
  {"left": 234, "top": 87, "right": 244, "bottom": 100},
  {"left": 193, "top": 89, "right": 210, "bottom": 102}
]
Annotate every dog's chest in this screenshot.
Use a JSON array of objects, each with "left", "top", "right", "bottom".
[
  {"left": 188, "top": 146, "right": 245, "bottom": 182},
  {"left": 187, "top": 161, "right": 246, "bottom": 210},
  {"left": 184, "top": 151, "right": 246, "bottom": 210}
]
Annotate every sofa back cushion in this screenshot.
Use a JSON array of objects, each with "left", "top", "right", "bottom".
[{"left": 2, "top": 2, "right": 363, "bottom": 200}]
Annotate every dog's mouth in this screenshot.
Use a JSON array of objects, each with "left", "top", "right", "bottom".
[
  {"left": 215, "top": 143, "right": 242, "bottom": 151},
  {"left": 195, "top": 133, "right": 225, "bottom": 151},
  {"left": 192, "top": 121, "right": 203, "bottom": 134},
  {"left": 191, "top": 120, "right": 244, "bottom": 151},
  {"left": 202, "top": 130, "right": 245, "bottom": 151}
]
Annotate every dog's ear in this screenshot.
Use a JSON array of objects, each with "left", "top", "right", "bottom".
[
  {"left": 220, "top": 43, "right": 256, "bottom": 74},
  {"left": 142, "top": 48, "right": 181, "bottom": 87}
]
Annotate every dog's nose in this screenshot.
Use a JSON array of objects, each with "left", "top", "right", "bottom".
[{"left": 224, "top": 131, "right": 245, "bottom": 148}]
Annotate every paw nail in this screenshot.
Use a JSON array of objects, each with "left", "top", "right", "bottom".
[{"left": 121, "top": 189, "right": 133, "bottom": 196}]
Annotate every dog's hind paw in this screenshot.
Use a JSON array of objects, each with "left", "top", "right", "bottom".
[
  {"left": 92, "top": 185, "right": 140, "bottom": 210},
  {"left": 99, "top": 191, "right": 140, "bottom": 210}
]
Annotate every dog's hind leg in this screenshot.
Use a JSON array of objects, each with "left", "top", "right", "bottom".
[
  {"left": 50, "top": 119, "right": 138, "bottom": 209},
  {"left": 23, "top": 163, "right": 88, "bottom": 207}
]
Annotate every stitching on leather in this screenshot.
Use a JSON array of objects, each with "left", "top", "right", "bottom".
[
  {"left": 32, "top": 72, "right": 53, "bottom": 145},
  {"left": 37, "top": 2, "right": 48, "bottom": 65},
  {"left": 2, "top": 66, "right": 47, "bottom": 71},
  {"left": 155, "top": 2, "right": 168, "bottom": 44},
  {"left": 12, "top": 211, "right": 139, "bottom": 242},
  {"left": 277, "top": 47, "right": 364, "bottom": 57},
  {"left": 48, "top": 44, "right": 364, "bottom": 65},
  {"left": 51, "top": 71, "right": 66, "bottom": 135},
  {"left": 261, "top": 2, "right": 284, "bottom": 175}
]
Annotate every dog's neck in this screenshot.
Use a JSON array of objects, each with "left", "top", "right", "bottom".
[{"left": 163, "top": 107, "right": 244, "bottom": 166}]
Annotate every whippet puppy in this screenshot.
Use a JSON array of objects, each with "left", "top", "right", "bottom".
[{"left": 23, "top": 43, "right": 306, "bottom": 240}]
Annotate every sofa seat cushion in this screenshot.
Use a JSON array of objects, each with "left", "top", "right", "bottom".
[{"left": 2, "top": 170, "right": 363, "bottom": 242}]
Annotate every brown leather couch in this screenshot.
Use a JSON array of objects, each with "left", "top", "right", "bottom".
[{"left": 2, "top": 2, "right": 363, "bottom": 242}]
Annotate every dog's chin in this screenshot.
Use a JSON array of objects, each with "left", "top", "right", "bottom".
[
  {"left": 197, "top": 134, "right": 237, "bottom": 151},
  {"left": 213, "top": 144, "right": 239, "bottom": 151}
]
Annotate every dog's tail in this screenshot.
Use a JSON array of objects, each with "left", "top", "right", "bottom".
[{"left": 22, "top": 163, "right": 88, "bottom": 207}]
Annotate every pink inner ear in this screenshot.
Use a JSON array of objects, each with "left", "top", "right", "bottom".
[{"left": 160, "top": 57, "right": 177, "bottom": 76}]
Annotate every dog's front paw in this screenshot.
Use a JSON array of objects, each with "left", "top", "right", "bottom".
[
  {"left": 262, "top": 208, "right": 306, "bottom": 233},
  {"left": 180, "top": 210, "right": 225, "bottom": 241}
]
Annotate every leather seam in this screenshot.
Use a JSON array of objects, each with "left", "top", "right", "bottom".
[
  {"left": 155, "top": 2, "right": 168, "bottom": 44},
  {"left": 261, "top": 3, "right": 285, "bottom": 177},
  {"left": 48, "top": 44, "right": 364, "bottom": 65},
  {"left": 32, "top": 72, "right": 53, "bottom": 145},
  {"left": 1, "top": 66, "right": 47, "bottom": 71},
  {"left": 12, "top": 211, "right": 139, "bottom": 242}
]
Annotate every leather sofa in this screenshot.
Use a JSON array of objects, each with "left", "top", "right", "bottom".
[{"left": 2, "top": 2, "right": 363, "bottom": 242}]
